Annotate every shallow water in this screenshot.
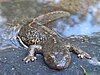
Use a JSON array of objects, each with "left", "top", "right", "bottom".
[
  {"left": 0, "top": 0, "right": 100, "bottom": 75},
  {"left": 53, "top": 4, "right": 100, "bottom": 37}
]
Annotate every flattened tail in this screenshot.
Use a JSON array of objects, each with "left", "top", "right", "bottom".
[{"left": 33, "top": 11, "right": 70, "bottom": 25}]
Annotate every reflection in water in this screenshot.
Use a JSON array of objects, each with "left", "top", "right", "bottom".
[
  {"left": 53, "top": 3, "right": 100, "bottom": 37},
  {"left": 0, "top": 9, "right": 21, "bottom": 50},
  {"left": 0, "top": 26, "right": 21, "bottom": 50}
]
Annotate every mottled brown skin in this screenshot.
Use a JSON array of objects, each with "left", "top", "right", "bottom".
[
  {"left": 17, "top": 11, "right": 91, "bottom": 70},
  {"left": 18, "top": 24, "right": 72, "bottom": 70}
]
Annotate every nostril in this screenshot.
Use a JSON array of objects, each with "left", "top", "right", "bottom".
[
  {"left": 56, "top": 65, "right": 64, "bottom": 70},
  {"left": 57, "top": 64, "right": 64, "bottom": 68}
]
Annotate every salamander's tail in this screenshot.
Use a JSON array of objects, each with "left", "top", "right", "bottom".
[{"left": 30, "top": 11, "right": 70, "bottom": 25}]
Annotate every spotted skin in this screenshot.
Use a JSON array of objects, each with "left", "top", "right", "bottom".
[{"left": 17, "top": 11, "right": 91, "bottom": 70}]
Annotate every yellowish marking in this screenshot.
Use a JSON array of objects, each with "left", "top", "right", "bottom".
[{"left": 17, "top": 36, "right": 28, "bottom": 48}]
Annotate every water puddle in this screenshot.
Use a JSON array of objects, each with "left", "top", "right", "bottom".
[
  {"left": 53, "top": 3, "right": 100, "bottom": 38},
  {"left": 0, "top": 10, "right": 21, "bottom": 50}
]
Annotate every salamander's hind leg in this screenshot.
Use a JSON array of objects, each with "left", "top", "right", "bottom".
[
  {"left": 23, "top": 45, "right": 42, "bottom": 63},
  {"left": 66, "top": 44, "right": 91, "bottom": 59}
]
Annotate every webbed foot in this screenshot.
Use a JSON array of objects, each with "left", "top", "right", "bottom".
[
  {"left": 68, "top": 44, "right": 91, "bottom": 59},
  {"left": 23, "top": 45, "right": 42, "bottom": 63}
]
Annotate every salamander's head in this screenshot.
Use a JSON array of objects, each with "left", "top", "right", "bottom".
[{"left": 44, "top": 51, "right": 71, "bottom": 70}]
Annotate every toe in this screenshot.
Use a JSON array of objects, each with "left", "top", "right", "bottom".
[
  {"left": 31, "top": 57, "right": 37, "bottom": 61},
  {"left": 23, "top": 55, "right": 37, "bottom": 63},
  {"left": 78, "top": 52, "right": 91, "bottom": 59},
  {"left": 84, "top": 53, "right": 91, "bottom": 59}
]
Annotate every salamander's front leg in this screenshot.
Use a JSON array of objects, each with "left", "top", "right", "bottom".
[
  {"left": 23, "top": 45, "right": 42, "bottom": 63},
  {"left": 66, "top": 44, "right": 91, "bottom": 59}
]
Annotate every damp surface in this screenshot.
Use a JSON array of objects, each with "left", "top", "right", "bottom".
[{"left": 0, "top": 0, "right": 100, "bottom": 75}]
